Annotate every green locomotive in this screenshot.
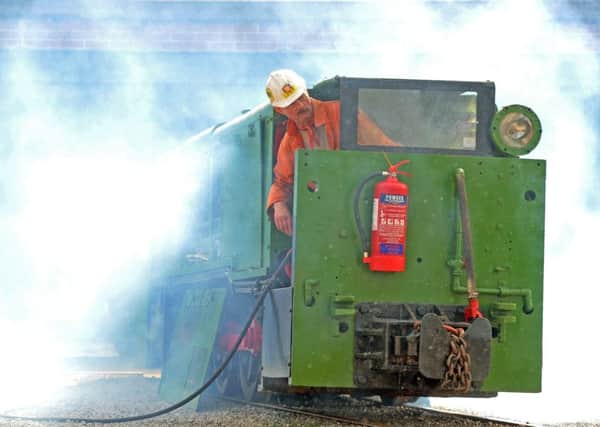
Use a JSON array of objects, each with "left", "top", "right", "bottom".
[{"left": 153, "top": 76, "right": 545, "bottom": 406}]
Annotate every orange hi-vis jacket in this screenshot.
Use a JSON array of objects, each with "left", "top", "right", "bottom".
[{"left": 266, "top": 98, "right": 397, "bottom": 211}]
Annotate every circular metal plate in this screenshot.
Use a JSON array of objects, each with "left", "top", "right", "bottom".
[{"left": 490, "top": 105, "right": 542, "bottom": 156}]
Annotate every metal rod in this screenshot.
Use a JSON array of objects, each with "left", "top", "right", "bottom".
[
  {"left": 455, "top": 168, "right": 478, "bottom": 299},
  {"left": 383, "top": 322, "right": 390, "bottom": 369}
]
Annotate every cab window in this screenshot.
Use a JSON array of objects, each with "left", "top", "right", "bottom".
[{"left": 357, "top": 88, "right": 478, "bottom": 151}]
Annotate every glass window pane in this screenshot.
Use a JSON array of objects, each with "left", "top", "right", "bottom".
[{"left": 358, "top": 88, "right": 478, "bottom": 150}]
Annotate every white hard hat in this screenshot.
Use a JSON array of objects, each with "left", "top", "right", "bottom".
[{"left": 265, "top": 69, "right": 307, "bottom": 108}]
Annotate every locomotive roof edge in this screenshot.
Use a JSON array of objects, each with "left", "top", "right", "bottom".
[
  {"left": 186, "top": 75, "right": 498, "bottom": 142},
  {"left": 181, "top": 76, "right": 541, "bottom": 158}
]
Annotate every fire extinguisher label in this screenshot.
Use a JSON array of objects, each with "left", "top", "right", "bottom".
[
  {"left": 380, "top": 243, "right": 404, "bottom": 255},
  {"left": 380, "top": 194, "right": 407, "bottom": 205},
  {"left": 377, "top": 193, "right": 407, "bottom": 249},
  {"left": 372, "top": 198, "right": 379, "bottom": 231}
]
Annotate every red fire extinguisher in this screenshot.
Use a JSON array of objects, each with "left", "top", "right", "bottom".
[{"left": 358, "top": 161, "right": 411, "bottom": 272}]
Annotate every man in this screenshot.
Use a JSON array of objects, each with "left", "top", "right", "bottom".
[{"left": 265, "top": 69, "right": 397, "bottom": 236}]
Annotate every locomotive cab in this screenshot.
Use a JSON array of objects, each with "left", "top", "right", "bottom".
[{"left": 157, "top": 76, "right": 545, "bottom": 407}]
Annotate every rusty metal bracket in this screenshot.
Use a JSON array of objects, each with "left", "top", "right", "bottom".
[{"left": 354, "top": 303, "right": 491, "bottom": 393}]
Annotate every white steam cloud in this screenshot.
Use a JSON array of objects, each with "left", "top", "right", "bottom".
[
  {"left": 1, "top": 0, "right": 598, "bottom": 424},
  {"left": 0, "top": 10, "right": 209, "bottom": 410}
]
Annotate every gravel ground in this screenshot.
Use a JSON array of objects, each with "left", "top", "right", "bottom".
[{"left": 0, "top": 376, "right": 525, "bottom": 426}]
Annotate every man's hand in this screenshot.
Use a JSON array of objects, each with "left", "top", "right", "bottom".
[{"left": 273, "top": 201, "right": 293, "bottom": 236}]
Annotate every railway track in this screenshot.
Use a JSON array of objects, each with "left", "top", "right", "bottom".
[
  {"left": 220, "top": 395, "right": 529, "bottom": 427},
  {"left": 403, "top": 402, "right": 534, "bottom": 427},
  {"left": 0, "top": 372, "right": 533, "bottom": 426},
  {"left": 220, "top": 396, "right": 386, "bottom": 426}
]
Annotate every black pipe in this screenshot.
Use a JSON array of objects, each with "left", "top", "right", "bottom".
[{"left": 353, "top": 171, "right": 386, "bottom": 255}]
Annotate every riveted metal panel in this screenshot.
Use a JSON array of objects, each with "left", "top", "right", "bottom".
[{"left": 290, "top": 149, "right": 544, "bottom": 393}]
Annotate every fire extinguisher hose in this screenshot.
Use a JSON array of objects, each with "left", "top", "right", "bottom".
[{"left": 353, "top": 171, "right": 388, "bottom": 256}]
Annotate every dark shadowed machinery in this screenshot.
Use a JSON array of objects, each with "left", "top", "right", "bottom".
[{"left": 141, "top": 76, "right": 544, "bottom": 407}]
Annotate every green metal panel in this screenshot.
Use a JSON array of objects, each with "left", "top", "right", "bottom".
[
  {"left": 159, "top": 285, "right": 227, "bottom": 405},
  {"left": 290, "top": 149, "right": 545, "bottom": 392},
  {"left": 170, "top": 105, "right": 275, "bottom": 281},
  {"left": 219, "top": 120, "right": 263, "bottom": 272}
]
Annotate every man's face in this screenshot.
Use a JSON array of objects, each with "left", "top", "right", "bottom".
[{"left": 274, "top": 94, "right": 313, "bottom": 129}]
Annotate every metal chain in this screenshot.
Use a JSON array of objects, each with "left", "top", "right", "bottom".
[{"left": 440, "top": 328, "right": 472, "bottom": 392}]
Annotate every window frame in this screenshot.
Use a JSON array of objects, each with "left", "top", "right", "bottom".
[{"left": 339, "top": 77, "right": 497, "bottom": 156}]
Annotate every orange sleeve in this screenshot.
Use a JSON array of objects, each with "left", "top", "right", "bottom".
[
  {"left": 266, "top": 134, "right": 296, "bottom": 211},
  {"left": 357, "top": 109, "right": 401, "bottom": 147}
]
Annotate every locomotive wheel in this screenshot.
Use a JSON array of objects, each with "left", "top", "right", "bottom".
[
  {"left": 237, "top": 351, "right": 261, "bottom": 401},
  {"left": 211, "top": 351, "right": 239, "bottom": 396}
]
